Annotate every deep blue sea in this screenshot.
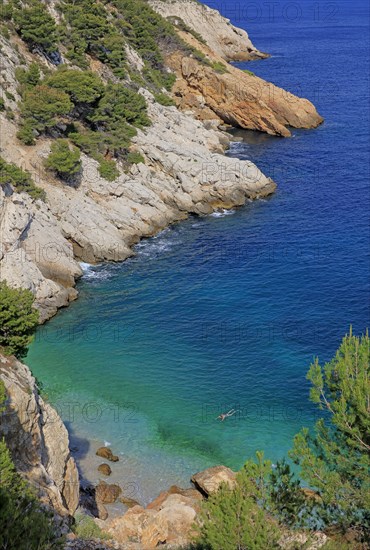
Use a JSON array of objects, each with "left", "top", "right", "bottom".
[{"left": 26, "top": 0, "right": 370, "bottom": 506}]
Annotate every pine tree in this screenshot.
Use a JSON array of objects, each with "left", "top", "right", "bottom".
[
  {"left": 45, "top": 139, "right": 81, "bottom": 181},
  {"left": 290, "top": 329, "right": 370, "bottom": 535},
  {"left": 196, "top": 453, "right": 280, "bottom": 550},
  {"left": 0, "top": 281, "right": 39, "bottom": 357}
]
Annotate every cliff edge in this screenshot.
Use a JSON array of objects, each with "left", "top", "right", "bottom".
[{"left": 0, "top": 353, "right": 79, "bottom": 517}]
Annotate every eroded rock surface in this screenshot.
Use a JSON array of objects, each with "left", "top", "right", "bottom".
[
  {"left": 150, "top": 0, "right": 267, "bottom": 61},
  {"left": 191, "top": 465, "right": 237, "bottom": 495},
  {"left": 0, "top": 354, "right": 79, "bottom": 516}
]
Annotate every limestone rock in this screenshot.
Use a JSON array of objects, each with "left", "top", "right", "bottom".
[
  {"left": 147, "top": 484, "right": 203, "bottom": 510},
  {"left": 95, "top": 481, "right": 122, "bottom": 504},
  {"left": 105, "top": 487, "right": 201, "bottom": 548},
  {"left": 150, "top": 0, "right": 267, "bottom": 61},
  {"left": 191, "top": 465, "right": 237, "bottom": 496},
  {"left": 0, "top": 354, "right": 79, "bottom": 516},
  {"left": 119, "top": 496, "right": 141, "bottom": 508},
  {"left": 98, "top": 463, "right": 112, "bottom": 476},
  {"left": 96, "top": 447, "right": 119, "bottom": 462},
  {"left": 170, "top": 55, "right": 323, "bottom": 137}
]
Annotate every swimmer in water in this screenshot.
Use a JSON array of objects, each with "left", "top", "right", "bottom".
[{"left": 217, "top": 409, "right": 236, "bottom": 421}]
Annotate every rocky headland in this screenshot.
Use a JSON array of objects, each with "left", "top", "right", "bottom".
[{"left": 0, "top": 0, "right": 322, "bottom": 322}]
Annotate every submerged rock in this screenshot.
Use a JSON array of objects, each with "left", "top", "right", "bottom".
[
  {"left": 96, "top": 447, "right": 119, "bottom": 462},
  {"left": 98, "top": 463, "right": 112, "bottom": 476},
  {"left": 119, "top": 496, "right": 141, "bottom": 508},
  {"left": 96, "top": 481, "right": 122, "bottom": 504}
]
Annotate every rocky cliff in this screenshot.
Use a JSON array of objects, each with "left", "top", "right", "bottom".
[
  {"left": 149, "top": 1, "right": 323, "bottom": 135},
  {"left": 0, "top": 0, "right": 323, "bottom": 321},
  {"left": 149, "top": 0, "right": 268, "bottom": 61},
  {"left": 0, "top": 353, "right": 79, "bottom": 517}
]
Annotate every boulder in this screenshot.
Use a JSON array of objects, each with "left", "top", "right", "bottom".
[
  {"left": 79, "top": 485, "right": 108, "bottom": 520},
  {"left": 105, "top": 485, "right": 201, "bottom": 547},
  {"left": 191, "top": 465, "right": 236, "bottom": 496},
  {"left": 96, "top": 447, "right": 119, "bottom": 462},
  {"left": 95, "top": 481, "right": 122, "bottom": 504},
  {"left": 119, "top": 496, "right": 141, "bottom": 508},
  {"left": 97, "top": 463, "right": 112, "bottom": 476},
  {"left": 147, "top": 484, "right": 203, "bottom": 510}
]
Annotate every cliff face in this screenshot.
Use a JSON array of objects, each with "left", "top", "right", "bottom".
[
  {"left": 149, "top": 2, "right": 323, "bottom": 136},
  {"left": 149, "top": 0, "right": 268, "bottom": 61},
  {"left": 0, "top": 353, "right": 79, "bottom": 517},
  {"left": 0, "top": 29, "right": 276, "bottom": 321},
  {"left": 0, "top": 0, "right": 322, "bottom": 322}
]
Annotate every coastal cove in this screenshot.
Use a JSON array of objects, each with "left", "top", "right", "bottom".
[{"left": 25, "top": 0, "right": 369, "bottom": 511}]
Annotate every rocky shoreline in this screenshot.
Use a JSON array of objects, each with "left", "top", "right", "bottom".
[
  {"left": 0, "top": 0, "right": 322, "bottom": 323},
  {"left": 0, "top": 1, "right": 326, "bottom": 546},
  {"left": 0, "top": 358, "right": 327, "bottom": 549}
]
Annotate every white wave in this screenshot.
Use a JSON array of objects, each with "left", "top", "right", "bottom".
[
  {"left": 79, "top": 262, "right": 93, "bottom": 272},
  {"left": 104, "top": 440, "right": 112, "bottom": 447},
  {"left": 80, "top": 263, "right": 116, "bottom": 281},
  {"left": 210, "top": 209, "right": 235, "bottom": 218}
]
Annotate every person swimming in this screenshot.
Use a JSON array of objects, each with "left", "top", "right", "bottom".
[{"left": 217, "top": 409, "right": 237, "bottom": 421}]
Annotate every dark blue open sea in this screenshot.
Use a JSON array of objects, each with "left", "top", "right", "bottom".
[{"left": 26, "top": 0, "right": 370, "bottom": 505}]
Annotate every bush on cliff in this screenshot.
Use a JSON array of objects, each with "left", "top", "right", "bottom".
[
  {"left": 13, "top": 0, "right": 58, "bottom": 55},
  {"left": 0, "top": 438, "right": 62, "bottom": 549},
  {"left": 0, "top": 281, "right": 39, "bottom": 358},
  {"left": 44, "top": 139, "right": 81, "bottom": 181},
  {"left": 0, "top": 157, "right": 46, "bottom": 201},
  {"left": 18, "top": 85, "right": 72, "bottom": 144},
  {"left": 46, "top": 67, "right": 104, "bottom": 105}
]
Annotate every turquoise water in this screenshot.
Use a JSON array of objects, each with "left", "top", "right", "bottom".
[{"left": 26, "top": 0, "right": 369, "bottom": 503}]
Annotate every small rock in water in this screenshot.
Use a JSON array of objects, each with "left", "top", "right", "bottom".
[
  {"left": 98, "top": 463, "right": 112, "bottom": 476},
  {"left": 96, "top": 446, "right": 119, "bottom": 462},
  {"left": 96, "top": 481, "right": 122, "bottom": 504},
  {"left": 120, "top": 496, "right": 141, "bottom": 508}
]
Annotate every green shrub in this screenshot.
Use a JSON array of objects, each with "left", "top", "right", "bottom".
[
  {"left": 69, "top": 129, "right": 104, "bottom": 157},
  {"left": 127, "top": 151, "right": 144, "bottom": 165},
  {"left": 60, "top": 0, "right": 126, "bottom": 73},
  {"left": 91, "top": 83, "right": 150, "bottom": 129},
  {"left": 0, "top": 380, "right": 6, "bottom": 413},
  {"left": 0, "top": 281, "right": 39, "bottom": 357},
  {"left": 0, "top": 157, "right": 46, "bottom": 200},
  {"left": 45, "top": 139, "right": 81, "bottom": 181},
  {"left": 243, "top": 69, "right": 255, "bottom": 76},
  {"left": 19, "top": 84, "right": 72, "bottom": 139},
  {"left": 5, "top": 108, "right": 14, "bottom": 120},
  {"left": 211, "top": 61, "right": 229, "bottom": 74},
  {"left": 46, "top": 67, "right": 104, "bottom": 105},
  {"left": 167, "top": 15, "right": 207, "bottom": 45},
  {"left": 0, "top": 0, "right": 13, "bottom": 22},
  {"left": 98, "top": 158, "right": 119, "bottom": 181},
  {"left": 154, "top": 92, "right": 175, "bottom": 106},
  {"left": 13, "top": 1, "right": 58, "bottom": 54},
  {"left": 17, "top": 122, "right": 36, "bottom": 145},
  {"left": 15, "top": 62, "right": 41, "bottom": 90},
  {"left": 4, "top": 90, "right": 15, "bottom": 101},
  {"left": 0, "top": 23, "right": 10, "bottom": 39},
  {"left": 73, "top": 512, "right": 111, "bottom": 540},
  {"left": 195, "top": 458, "right": 281, "bottom": 550},
  {"left": 0, "top": 439, "right": 61, "bottom": 549},
  {"left": 0, "top": 97, "right": 4, "bottom": 111}
]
